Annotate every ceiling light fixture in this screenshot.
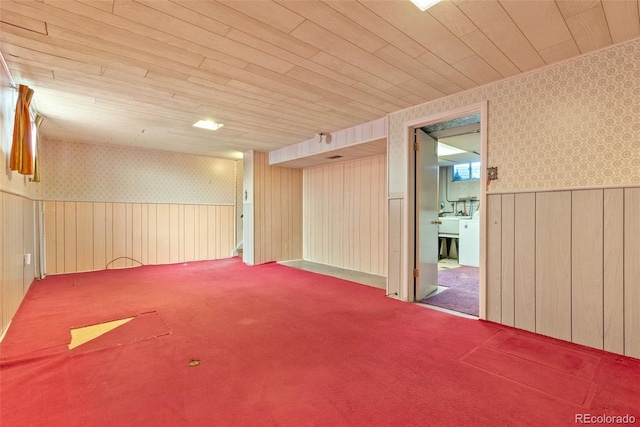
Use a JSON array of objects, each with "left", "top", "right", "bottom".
[
  {"left": 193, "top": 120, "right": 224, "bottom": 130},
  {"left": 410, "top": 0, "right": 441, "bottom": 11}
]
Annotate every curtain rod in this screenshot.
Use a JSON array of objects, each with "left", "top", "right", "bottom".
[{"left": 0, "top": 51, "right": 18, "bottom": 90}]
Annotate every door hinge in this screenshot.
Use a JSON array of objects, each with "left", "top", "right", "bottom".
[
  {"left": 413, "top": 269, "right": 419, "bottom": 278},
  {"left": 413, "top": 141, "right": 419, "bottom": 151}
]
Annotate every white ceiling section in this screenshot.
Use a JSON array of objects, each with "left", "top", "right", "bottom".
[{"left": 1, "top": 1, "right": 639, "bottom": 159}]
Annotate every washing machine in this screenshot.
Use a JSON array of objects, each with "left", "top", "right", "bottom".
[{"left": 459, "top": 218, "right": 479, "bottom": 267}]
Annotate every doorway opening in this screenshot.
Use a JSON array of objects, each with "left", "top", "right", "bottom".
[{"left": 410, "top": 103, "right": 487, "bottom": 319}]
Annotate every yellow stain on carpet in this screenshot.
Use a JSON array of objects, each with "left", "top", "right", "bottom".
[{"left": 69, "top": 317, "right": 134, "bottom": 350}]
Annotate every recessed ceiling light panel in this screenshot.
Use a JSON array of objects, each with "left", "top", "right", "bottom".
[
  {"left": 438, "top": 142, "right": 466, "bottom": 157},
  {"left": 193, "top": 120, "right": 224, "bottom": 131},
  {"left": 410, "top": 0, "right": 441, "bottom": 11}
]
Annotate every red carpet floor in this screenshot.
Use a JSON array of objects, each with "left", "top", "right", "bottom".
[{"left": 1, "top": 258, "right": 638, "bottom": 426}]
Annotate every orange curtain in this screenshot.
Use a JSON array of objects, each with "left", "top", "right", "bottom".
[{"left": 9, "top": 84, "right": 35, "bottom": 175}]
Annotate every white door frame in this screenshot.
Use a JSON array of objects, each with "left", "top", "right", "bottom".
[{"left": 402, "top": 101, "right": 488, "bottom": 319}]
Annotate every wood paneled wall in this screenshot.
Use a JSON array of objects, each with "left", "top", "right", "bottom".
[
  {"left": 1, "top": 191, "right": 36, "bottom": 334},
  {"left": 251, "top": 151, "right": 303, "bottom": 265},
  {"left": 486, "top": 188, "right": 640, "bottom": 359},
  {"left": 303, "top": 155, "right": 387, "bottom": 277},
  {"left": 44, "top": 201, "right": 235, "bottom": 274}
]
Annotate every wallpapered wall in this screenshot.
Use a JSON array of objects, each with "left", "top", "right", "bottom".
[
  {"left": 40, "top": 139, "right": 237, "bottom": 205},
  {"left": 389, "top": 38, "right": 640, "bottom": 194}
]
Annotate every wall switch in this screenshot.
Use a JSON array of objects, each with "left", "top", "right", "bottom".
[{"left": 24, "top": 253, "right": 31, "bottom": 265}]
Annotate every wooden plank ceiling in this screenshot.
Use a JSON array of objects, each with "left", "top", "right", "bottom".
[{"left": 1, "top": 0, "right": 639, "bottom": 159}]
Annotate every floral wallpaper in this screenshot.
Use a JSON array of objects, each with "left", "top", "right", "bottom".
[
  {"left": 40, "top": 139, "right": 237, "bottom": 204},
  {"left": 389, "top": 38, "right": 640, "bottom": 194}
]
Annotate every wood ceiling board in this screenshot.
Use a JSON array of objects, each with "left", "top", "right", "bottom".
[
  {"left": 309, "top": 51, "right": 413, "bottom": 100},
  {"left": 397, "top": 78, "right": 446, "bottom": 102},
  {"left": 132, "top": 0, "right": 231, "bottom": 36},
  {"left": 3, "top": 59, "right": 54, "bottom": 79},
  {"left": 186, "top": 75, "right": 328, "bottom": 117},
  {"left": 314, "top": 98, "right": 380, "bottom": 124},
  {"left": 538, "top": 38, "right": 582, "bottom": 65},
  {"left": 565, "top": 4, "right": 613, "bottom": 52},
  {"left": 458, "top": 30, "right": 520, "bottom": 78},
  {"left": 41, "top": 25, "right": 226, "bottom": 83},
  {"left": 321, "top": 0, "right": 428, "bottom": 58},
  {"left": 218, "top": 0, "right": 305, "bottom": 34},
  {"left": 179, "top": 1, "right": 320, "bottom": 59},
  {"left": 76, "top": 0, "right": 114, "bottom": 13},
  {"left": 275, "top": 0, "right": 388, "bottom": 54},
  {"left": 373, "top": 44, "right": 462, "bottom": 95},
  {"left": 428, "top": 1, "right": 478, "bottom": 37},
  {"left": 0, "top": 9, "right": 48, "bottom": 34},
  {"left": 350, "top": 82, "right": 413, "bottom": 110},
  {"left": 1, "top": 26, "right": 149, "bottom": 77},
  {"left": 51, "top": 68, "right": 176, "bottom": 101},
  {"left": 360, "top": 0, "right": 475, "bottom": 63},
  {"left": 111, "top": 1, "right": 296, "bottom": 75},
  {"left": 0, "top": 44, "right": 102, "bottom": 76},
  {"left": 242, "top": 62, "right": 387, "bottom": 116},
  {"left": 415, "top": 51, "right": 476, "bottom": 90},
  {"left": 347, "top": 100, "right": 392, "bottom": 118},
  {"left": 452, "top": 55, "right": 503, "bottom": 86},
  {"left": 556, "top": 0, "right": 601, "bottom": 18},
  {"left": 28, "top": 0, "right": 206, "bottom": 68},
  {"left": 224, "top": 28, "right": 358, "bottom": 87},
  {"left": 217, "top": 79, "right": 339, "bottom": 115},
  {"left": 283, "top": 65, "right": 403, "bottom": 111},
  {"left": 499, "top": 0, "right": 574, "bottom": 51},
  {"left": 224, "top": 101, "right": 356, "bottom": 134},
  {"left": 601, "top": 0, "right": 640, "bottom": 43},
  {"left": 289, "top": 20, "right": 413, "bottom": 86},
  {"left": 457, "top": 0, "right": 546, "bottom": 71},
  {"left": 145, "top": 70, "right": 229, "bottom": 90},
  {"left": 198, "top": 58, "right": 323, "bottom": 103}
]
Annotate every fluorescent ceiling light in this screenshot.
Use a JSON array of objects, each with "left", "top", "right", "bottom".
[
  {"left": 193, "top": 120, "right": 224, "bottom": 130},
  {"left": 438, "top": 142, "right": 466, "bottom": 157},
  {"left": 410, "top": 0, "right": 441, "bottom": 11}
]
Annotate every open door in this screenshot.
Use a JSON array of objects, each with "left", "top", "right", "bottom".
[{"left": 415, "top": 128, "right": 439, "bottom": 301}]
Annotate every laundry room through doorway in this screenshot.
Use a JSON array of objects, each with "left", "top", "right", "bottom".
[{"left": 417, "top": 113, "right": 481, "bottom": 317}]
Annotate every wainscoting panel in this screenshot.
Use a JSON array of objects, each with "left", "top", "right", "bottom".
[
  {"left": 251, "top": 151, "right": 303, "bottom": 265},
  {"left": 603, "top": 189, "right": 624, "bottom": 354},
  {"left": 536, "top": 191, "right": 572, "bottom": 342},
  {"left": 624, "top": 188, "right": 640, "bottom": 358},
  {"left": 501, "top": 194, "right": 515, "bottom": 327},
  {"left": 487, "top": 187, "right": 638, "bottom": 358},
  {"left": 513, "top": 193, "right": 536, "bottom": 332},
  {"left": 571, "top": 190, "right": 604, "bottom": 350},
  {"left": 303, "top": 155, "right": 387, "bottom": 276},
  {"left": 1, "top": 191, "right": 36, "bottom": 334},
  {"left": 486, "top": 194, "right": 502, "bottom": 323},
  {"left": 387, "top": 198, "right": 403, "bottom": 298},
  {"left": 44, "top": 201, "right": 235, "bottom": 274}
]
